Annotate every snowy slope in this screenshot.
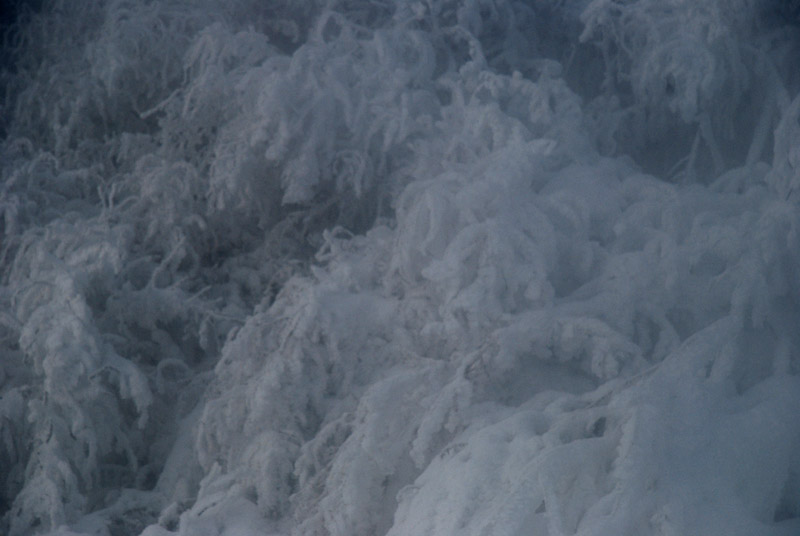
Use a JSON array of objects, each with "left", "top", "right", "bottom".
[{"left": 1, "top": 1, "right": 799, "bottom": 535}]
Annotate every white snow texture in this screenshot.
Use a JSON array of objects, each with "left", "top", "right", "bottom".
[{"left": 1, "top": 1, "right": 799, "bottom": 535}]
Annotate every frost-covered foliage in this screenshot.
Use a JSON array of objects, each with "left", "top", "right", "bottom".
[
  {"left": 580, "top": 0, "right": 800, "bottom": 179},
  {"left": 1, "top": 1, "right": 799, "bottom": 535}
]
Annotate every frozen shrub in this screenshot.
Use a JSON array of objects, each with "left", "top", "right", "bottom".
[
  {"left": 1, "top": 1, "right": 799, "bottom": 536},
  {"left": 580, "top": 0, "right": 799, "bottom": 179}
]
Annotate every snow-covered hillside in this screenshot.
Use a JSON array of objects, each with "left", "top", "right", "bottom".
[{"left": 1, "top": 1, "right": 799, "bottom": 535}]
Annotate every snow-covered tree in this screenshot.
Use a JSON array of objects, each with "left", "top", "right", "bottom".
[{"left": 1, "top": 1, "right": 798, "bottom": 535}]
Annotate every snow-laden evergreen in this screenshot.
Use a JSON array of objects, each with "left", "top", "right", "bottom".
[{"left": 1, "top": 1, "right": 799, "bottom": 535}]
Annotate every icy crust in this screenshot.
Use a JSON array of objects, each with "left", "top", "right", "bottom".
[{"left": 0, "top": 0, "right": 799, "bottom": 535}]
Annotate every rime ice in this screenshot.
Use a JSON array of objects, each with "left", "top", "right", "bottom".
[{"left": 1, "top": 1, "right": 799, "bottom": 535}]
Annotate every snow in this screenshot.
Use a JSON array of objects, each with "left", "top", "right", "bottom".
[{"left": 1, "top": 1, "right": 799, "bottom": 535}]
